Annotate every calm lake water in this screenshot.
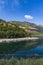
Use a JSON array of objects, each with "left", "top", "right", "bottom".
[{"left": 0, "top": 37, "right": 43, "bottom": 59}]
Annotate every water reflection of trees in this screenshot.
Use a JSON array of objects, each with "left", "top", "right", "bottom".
[{"left": 0, "top": 38, "right": 43, "bottom": 54}]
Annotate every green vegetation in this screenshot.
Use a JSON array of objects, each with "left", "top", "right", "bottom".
[
  {"left": 0, "top": 39, "right": 43, "bottom": 65},
  {"left": 0, "top": 19, "right": 43, "bottom": 38},
  {"left": 0, "top": 19, "right": 33, "bottom": 38},
  {"left": 0, "top": 19, "right": 43, "bottom": 65},
  {"left": 0, "top": 57, "right": 43, "bottom": 65}
]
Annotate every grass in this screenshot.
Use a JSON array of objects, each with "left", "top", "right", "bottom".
[
  {"left": 0, "top": 57, "right": 43, "bottom": 65},
  {"left": 0, "top": 38, "right": 43, "bottom": 65}
]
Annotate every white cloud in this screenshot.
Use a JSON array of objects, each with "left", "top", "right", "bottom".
[{"left": 24, "top": 15, "right": 33, "bottom": 19}]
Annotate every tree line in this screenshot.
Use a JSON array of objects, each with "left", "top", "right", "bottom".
[{"left": 0, "top": 19, "right": 31, "bottom": 38}]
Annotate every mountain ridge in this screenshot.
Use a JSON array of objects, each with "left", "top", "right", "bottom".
[{"left": 0, "top": 19, "right": 43, "bottom": 38}]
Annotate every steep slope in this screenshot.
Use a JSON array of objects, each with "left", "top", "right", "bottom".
[
  {"left": 10, "top": 21, "right": 43, "bottom": 33},
  {"left": 0, "top": 19, "right": 43, "bottom": 38},
  {"left": 9, "top": 21, "right": 38, "bottom": 33},
  {"left": 0, "top": 19, "right": 28, "bottom": 38}
]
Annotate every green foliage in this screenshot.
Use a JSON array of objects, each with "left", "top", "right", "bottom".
[
  {"left": 0, "top": 19, "right": 43, "bottom": 38},
  {"left": 0, "top": 19, "right": 30, "bottom": 38},
  {"left": 0, "top": 58, "right": 43, "bottom": 65}
]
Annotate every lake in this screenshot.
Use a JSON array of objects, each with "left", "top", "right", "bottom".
[{"left": 0, "top": 37, "right": 43, "bottom": 59}]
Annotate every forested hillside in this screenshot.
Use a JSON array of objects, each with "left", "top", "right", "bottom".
[{"left": 0, "top": 19, "right": 43, "bottom": 38}]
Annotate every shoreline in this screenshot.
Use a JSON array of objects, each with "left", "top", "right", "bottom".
[{"left": 0, "top": 37, "right": 38, "bottom": 42}]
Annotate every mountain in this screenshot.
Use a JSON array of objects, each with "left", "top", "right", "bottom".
[
  {"left": 9, "top": 21, "right": 43, "bottom": 33},
  {"left": 0, "top": 19, "right": 43, "bottom": 38}
]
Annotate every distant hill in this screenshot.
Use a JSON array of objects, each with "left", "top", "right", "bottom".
[
  {"left": 0, "top": 19, "right": 43, "bottom": 38},
  {"left": 9, "top": 21, "right": 43, "bottom": 33}
]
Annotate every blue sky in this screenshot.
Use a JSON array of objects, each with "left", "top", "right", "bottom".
[{"left": 0, "top": 0, "right": 43, "bottom": 25}]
